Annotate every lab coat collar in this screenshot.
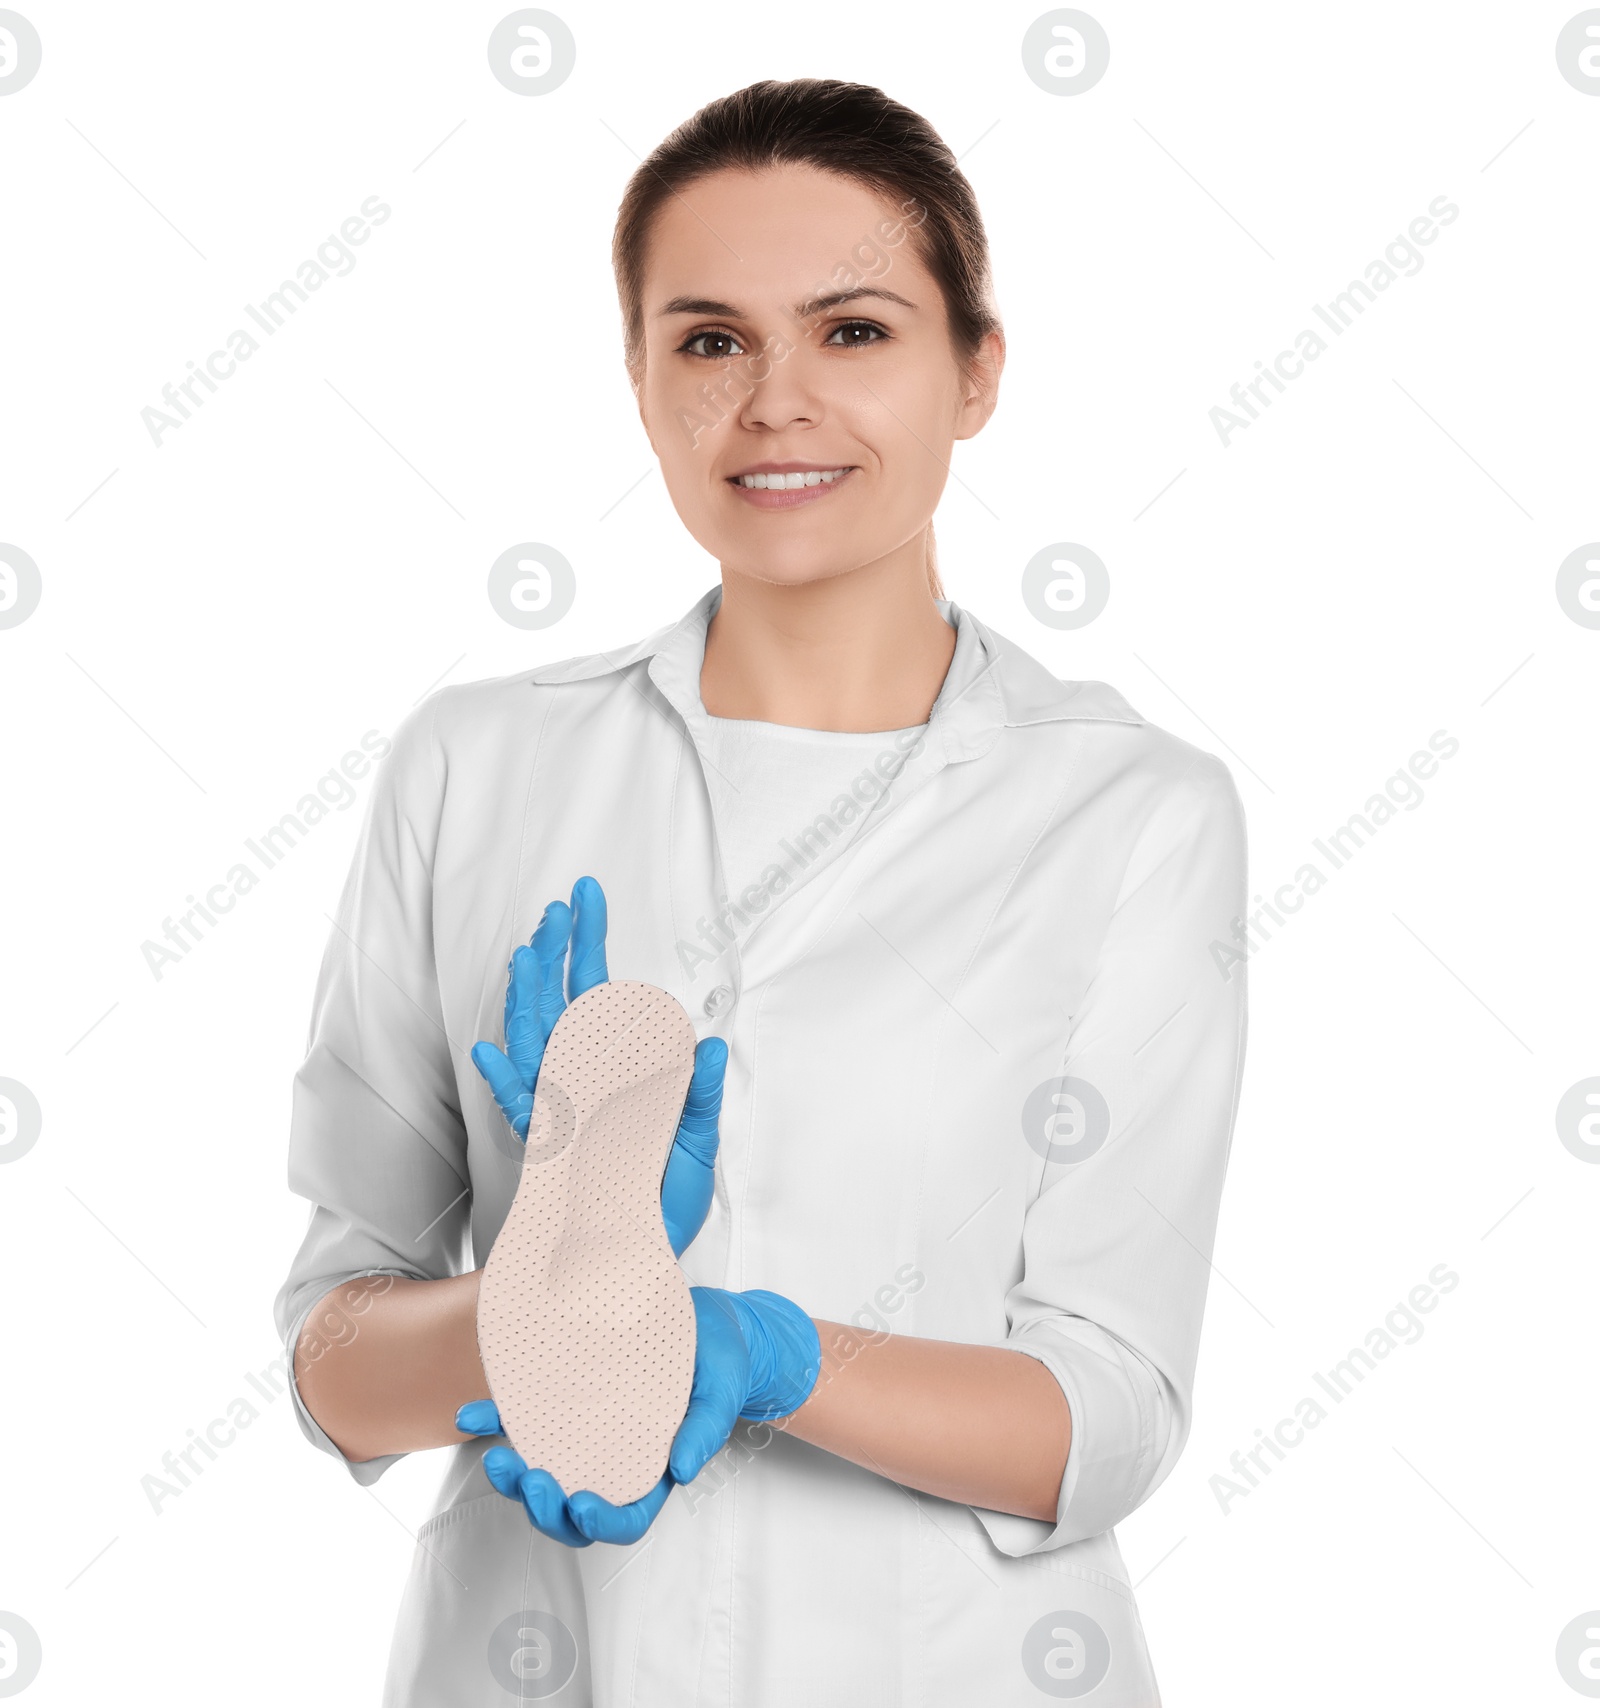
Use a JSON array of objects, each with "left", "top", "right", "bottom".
[{"left": 525, "top": 582, "right": 1144, "bottom": 758}]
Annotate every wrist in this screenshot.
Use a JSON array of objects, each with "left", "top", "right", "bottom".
[{"left": 728, "top": 1288, "right": 821, "bottom": 1422}]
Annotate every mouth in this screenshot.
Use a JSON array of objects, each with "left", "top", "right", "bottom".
[{"left": 726, "top": 465, "right": 857, "bottom": 511}]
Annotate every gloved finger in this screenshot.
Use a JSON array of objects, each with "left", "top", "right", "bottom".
[
  {"left": 503, "top": 941, "right": 549, "bottom": 1081},
  {"left": 531, "top": 903, "right": 573, "bottom": 1046},
  {"left": 471, "top": 1042, "right": 533, "bottom": 1139},
  {"left": 566, "top": 875, "right": 610, "bottom": 1001},
  {"left": 455, "top": 1398, "right": 504, "bottom": 1437},
  {"left": 500, "top": 938, "right": 526, "bottom": 1041},
  {"left": 482, "top": 1444, "right": 529, "bottom": 1501},
  {"left": 668, "top": 1381, "right": 741, "bottom": 1486},
  {"left": 673, "top": 1037, "right": 728, "bottom": 1164},
  {"left": 659, "top": 1161, "right": 714, "bottom": 1259},
  {"left": 568, "top": 1472, "right": 672, "bottom": 1546},
  {"left": 518, "top": 1467, "right": 592, "bottom": 1548}
]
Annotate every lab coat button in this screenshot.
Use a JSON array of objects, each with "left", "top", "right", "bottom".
[{"left": 703, "top": 985, "right": 734, "bottom": 1017}]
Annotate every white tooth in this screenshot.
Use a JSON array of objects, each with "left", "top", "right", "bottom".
[{"left": 737, "top": 468, "right": 852, "bottom": 489}]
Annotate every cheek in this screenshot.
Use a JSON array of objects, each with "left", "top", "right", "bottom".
[
  {"left": 849, "top": 368, "right": 959, "bottom": 483},
  {"left": 643, "top": 372, "right": 727, "bottom": 474},
  {"left": 881, "top": 354, "right": 961, "bottom": 420}
]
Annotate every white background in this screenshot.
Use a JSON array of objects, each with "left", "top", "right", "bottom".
[{"left": 2, "top": 1, "right": 1597, "bottom": 1702}]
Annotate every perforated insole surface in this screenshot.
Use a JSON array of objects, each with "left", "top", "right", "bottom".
[{"left": 476, "top": 980, "right": 698, "bottom": 1506}]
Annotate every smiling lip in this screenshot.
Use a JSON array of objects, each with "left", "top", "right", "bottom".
[{"left": 726, "top": 463, "right": 858, "bottom": 511}]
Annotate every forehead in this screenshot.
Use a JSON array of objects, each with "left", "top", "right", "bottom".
[{"left": 641, "top": 163, "right": 929, "bottom": 308}]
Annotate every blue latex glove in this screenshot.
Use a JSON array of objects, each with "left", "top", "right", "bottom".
[
  {"left": 668, "top": 1288, "right": 822, "bottom": 1484},
  {"left": 470, "top": 874, "right": 728, "bottom": 1258},
  {"left": 455, "top": 1399, "right": 673, "bottom": 1547},
  {"left": 454, "top": 1287, "right": 820, "bottom": 1546}
]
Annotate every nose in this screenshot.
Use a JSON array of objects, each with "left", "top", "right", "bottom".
[{"left": 734, "top": 333, "right": 824, "bottom": 433}]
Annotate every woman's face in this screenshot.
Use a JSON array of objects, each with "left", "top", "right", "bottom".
[{"left": 634, "top": 163, "right": 1003, "bottom": 588}]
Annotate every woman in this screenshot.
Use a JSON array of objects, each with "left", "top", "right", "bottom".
[{"left": 276, "top": 78, "right": 1247, "bottom": 1707}]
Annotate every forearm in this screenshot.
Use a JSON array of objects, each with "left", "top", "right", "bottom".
[
  {"left": 294, "top": 1272, "right": 486, "bottom": 1462},
  {"left": 778, "top": 1321, "right": 1071, "bottom": 1523}
]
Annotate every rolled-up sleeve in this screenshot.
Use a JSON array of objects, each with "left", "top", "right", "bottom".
[
  {"left": 973, "top": 750, "right": 1248, "bottom": 1556},
  {"left": 272, "top": 694, "right": 472, "bottom": 1485}
]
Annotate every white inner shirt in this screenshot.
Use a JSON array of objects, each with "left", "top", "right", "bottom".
[{"left": 698, "top": 714, "right": 929, "bottom": 903}]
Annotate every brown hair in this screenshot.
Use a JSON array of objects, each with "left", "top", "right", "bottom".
[{"left": 611, "top": 79, "right": 1002, "bottom": 602}]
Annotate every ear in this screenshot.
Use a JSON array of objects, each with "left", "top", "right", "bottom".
[{"left": 954, "top": 329, "right": 1006, "bottom": 443}]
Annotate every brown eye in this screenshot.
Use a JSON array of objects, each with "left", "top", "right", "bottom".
[
  {"left": 680, "top": 329, "right": 745, "bottom": 359},
  {"left": 825, "top": 320, "right": 888, "bottom": 348}
]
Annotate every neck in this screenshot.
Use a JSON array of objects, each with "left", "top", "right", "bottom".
[{"left": 700, "top": 546, "right": 956, "bottom": 732}]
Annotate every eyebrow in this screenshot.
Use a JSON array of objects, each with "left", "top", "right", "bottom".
[{"left": 656, "top": 286, "right": 918, "bottom": 322}]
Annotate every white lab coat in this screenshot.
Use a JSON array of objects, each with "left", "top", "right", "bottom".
[{"left": 275, "top": 581, "right": 1248, "bottom": 1706}]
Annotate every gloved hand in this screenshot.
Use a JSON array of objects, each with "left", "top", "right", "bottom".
[
  {"left": 470, "top": 873, "right": 728, "bottom": 1257},
  {"left": 455, "top": 1288, "right": 819, "bottom": 1548},
  {"left": 455, "top": 1399, "right": 672, "bottom": 1547},
  {"left": 668, "top": 1287, "right": 822, "bottom": 1485}
]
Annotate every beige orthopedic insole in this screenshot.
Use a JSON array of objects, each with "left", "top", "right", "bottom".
[{"left": 476, "top": 980, "right": 699, "bottom": 1506}]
